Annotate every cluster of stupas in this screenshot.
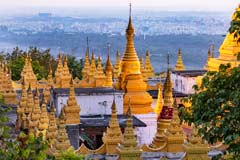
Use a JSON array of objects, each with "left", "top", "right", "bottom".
[
  {"left": 6, "top": 3, "right": 240, "bottom": 160},
  {"left": 0, "top": 63, "right": 17, "bottom": 104}
]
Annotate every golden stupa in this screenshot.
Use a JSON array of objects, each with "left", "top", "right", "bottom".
[
  {"left": 20, "top": 54, "right": 38, "bottom": 88},
  {"left": 154, "top": 83, "right": 163, "bottom": 115},
  {"left": 164, "top": 99, "right": 185, "bottom": 152},
  {"left": 118, "top": 5, "right": 153, "bottom": 114},
  {"left": 63, "top": 79, "right": 80, "bottom": 125},
  {"left": 174, "top": 49, "right": 185, "bottom": 71},
  {"left": 144, "top": 50, "right": 155, "bottom": 78},
  {"left": 95, "top": 55, "right": 106, "bottom": 87},
  {"left": 117, "top": 101, "right": 142, "bottom": 160},
  {"left": 102, "top": 99, "right": 123, "bottom": 154},
  {"left": 104, "top": 52, "right": 113, "bottom": 88},
  {"left": 113, "top": 50, "right": 121, "bottom": 79},
  {"left": 206, "top": 5, "right": 240, "bottom": 71}
]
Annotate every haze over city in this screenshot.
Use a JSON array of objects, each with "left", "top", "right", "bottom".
[
  {"left": 0, "top": 1, "right": 239, "bottom": 71},
  {"left": 0, "top": 0, "right": 239, "bottom": 15}
]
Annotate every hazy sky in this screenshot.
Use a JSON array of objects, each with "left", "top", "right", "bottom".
[{"left": 0, "top": 0, "right": 239, "bottom": 11}]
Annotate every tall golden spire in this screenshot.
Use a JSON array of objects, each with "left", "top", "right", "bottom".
[
  {"left": 46, "top": 103, "right": 58, "bottom": 145},
  {"left": 139, "top": 55, "right": 147, "bottom": 81},
  {"left": 82, "top": 37, "right": 91, "bottom": 79},
  {"left": 174, "top": 48, "right": 185, "bottom": 71},
  {"left": 47, "top": 65, "right": 54, "bottom": 88},
  {"left": 154, "top": 83, "right": 163, "bottom": 115},
  {"left": 121, "top": 3, "right": 139, "bottom": 73},
  {"left": 163, "top": 54, "right": 173, "bottom": 107},
  {"left": 117, "top": 99, "right": 142, "bottom": 160},
  {"left": 63, "top": 79, "right": 80, "bottom": 125},
  {"left": 20, "top": 53, "right": 38, "bottom": 89},
  {"left": 204, "top": 48, "right": 211, "bottom": 70},
  {"left": 118, "top": 4, "right": 153, "bottom": 114},
  {"left": 88, "top": 52, "right": 97, "bottom": 81},
  {"left": 105, "top": 48, "right": 113, "bottom": 88},
  {"left": 113, "top": 50, "right": 121, "bottom": 79},
  {"left": 95, "top": 55, "right": 106, "bottom": 87},
  {"left": 55, "top": 53, "right": 63, "bottom": 88},
  {"left": 144, "top": 50, "right": 154, "bottom": 78},
  {"left": 102, "top": 98, "right": 123, "bottom": 154},
  {"left": 53, "top": 109, "right": 71, "bottom": 158},
  {"left": 164, "top": 98, "right": 185, "bottom": 152},
  {"left": 60, "top": 55, "right": 72, "bottom": 88}
]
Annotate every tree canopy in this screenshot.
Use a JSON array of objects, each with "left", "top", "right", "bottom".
[
  {"left": 180, "top": 64, "right": 240, "bottom": 159},
  {"left": 0, "top": 47, "right": 84, "bottom": 81},
  {"left": 229, "top": 7, "right": 240, "bottom": 42}
]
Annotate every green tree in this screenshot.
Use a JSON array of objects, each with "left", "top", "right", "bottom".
[
  {"left": 60, "top": 148, "right": 85, "bottom": 160},
  {"left": 229, "top": 6, "right": 240, "bottom": 42},
  {"left": 0, "top": 103, "right": 49, "bottom": 160},
  {"left": 67, "top": 55, "right": 83, "bottom": 80},
  {"left": 180, "top": 64, "right": 240, "bottom": 159}
]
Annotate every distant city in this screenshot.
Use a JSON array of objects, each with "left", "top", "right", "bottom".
[{"left": 0, "top": 11, "right": 229, "bottom": 71}]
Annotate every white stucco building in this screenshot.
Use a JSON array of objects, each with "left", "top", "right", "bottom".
[{"left": 171, "top": 70, "right": 206, "bottom": 94}]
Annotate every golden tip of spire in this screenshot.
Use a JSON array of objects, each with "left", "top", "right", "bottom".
[
  {"left": 50, "top": 102, "right": 55, "bottom": 112},
  {"left": 173, "top": 98, "right": 177, "bottom": 108},
  {"left": 146, "top": 50, "right": 149, "bottom": 56},
  {"left": 111, "top": 98, "right": 116, "bottom": 110},
  {"left": 126, "top": 3, "right": 134, "bottom": 35},
  {"left": 35, "top": 87, "right": 39, "bottom": 96},
  {"left": 59, "top": 108, "right": 65, "bottom": 120},
  {"left": 116, "top": 50, "right": 120, "bottom": 56},
  {"left": 126, "top": 99, "right": 132, "bottom": 117},
  {"left": 178, "top": 48, "right": 181, "bottom": 54},
  {"left": 70, "top": 77, "right": 74, "bottom": 85},
  {"left": 28, "top": 83, "right": 31, "bottom": 92}
]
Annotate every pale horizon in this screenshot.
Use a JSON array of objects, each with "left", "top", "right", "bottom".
[{"left": 0, "top": 0, "right": 239, "bottom": 12}]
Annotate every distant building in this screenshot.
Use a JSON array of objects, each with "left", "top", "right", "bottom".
[
  {"left": 171, "top": 70, "right": 206, "bottom": 94},
  {"left": 38, "top": 13, "right": 52, "bottom": 18}
]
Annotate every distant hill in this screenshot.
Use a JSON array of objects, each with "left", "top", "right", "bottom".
[{"left": 0, "top": 32, "right": 224, "bottom": 72}]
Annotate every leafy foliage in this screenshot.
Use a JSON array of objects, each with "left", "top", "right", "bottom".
[
  {"left": 60, "top": 148, "right": 85, "bottom": 160},
  {"left": 229, "top": 9, "right": 240, "bottom": 42},
  {"left": 180, "top": 64, "right": 240, "bottom": 159},
  {"left": 67, "top": 55, "right": 84, "bottom": 80},
  {"left": 0, "top": 46, "right": 84, "bottom": 81}
]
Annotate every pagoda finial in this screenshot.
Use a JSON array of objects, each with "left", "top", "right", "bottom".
[
  {"left": 163, "top": 65, "right": 173, "bottom": 107},
  {"left": 145, "top": 50, "right": 154, "bottom": 78},
  {"left": 167, "top": 52, "right": 170, "bottom": 69},
  {"left": 154, "top": 83, "right": 163, "bottom": 115},
  {"left": 126, "top": 98, "right": 132, "bottom": 117},
  {"left": 87, "top": 36, "right": 89, "bottom": 51},
  {"left": 211, "top": 44, "right": 214, "bottom": 58},
  {"left": 174, "top": 48, "right": 185, "bottom": 71},
  {"left": 105, "top": 51, "right": 113, "bottom": 87},
  {"left": 126, "top": 3, "right": 134, "bottom": 37},
  {"left": 63, "top": 78, "right": 80, "bottom": 125},
  {"left": 129, "top": 3, "right": 132, "bottom": 19},
  {"left": 107, "top": 43, "right": 111, "bottom": 56},
  {"left": 205, "top": 48, "right": 212, "bottom": 70}
]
